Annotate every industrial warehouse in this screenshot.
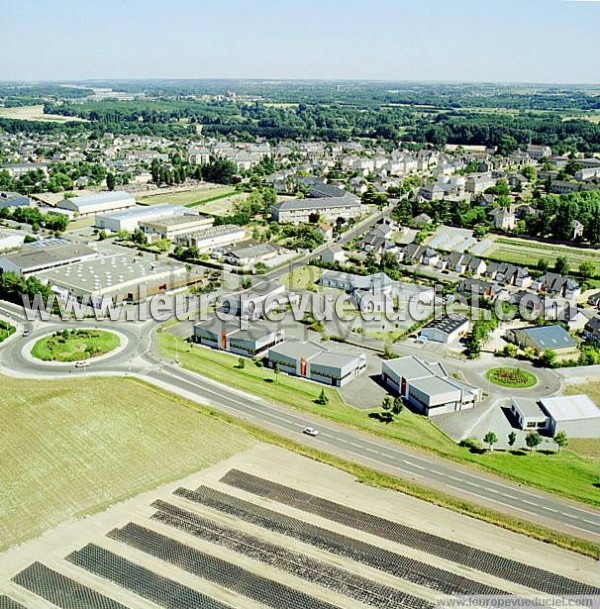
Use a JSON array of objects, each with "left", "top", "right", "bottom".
[
  {"left": 267, "top": 340, "right": 367, "bottom": 387},
  {"left": 193, "top": 317, "right": 284, "bottom": 357},
  {"left": 40, "top": 253, "right": 203, "bottom": 306},
  {"left": 381, "top": 355, "right": 482, "bottom": 416}
]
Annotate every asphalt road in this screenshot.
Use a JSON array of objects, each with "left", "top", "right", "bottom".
[{"left": 145, "top": 359, "right": 600, "bottom": 542}]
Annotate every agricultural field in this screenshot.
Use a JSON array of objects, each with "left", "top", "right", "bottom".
[
  {"left": 31, "top": 329, "right": 120, "bottom": 362},
  {"left": 159, "top": 330, "right": 600, "bottom": 506},
  {"left": 0, "top": 105, "right": 88, "bottom": 123},
  {"left": 0, "top": 376, "right": 254, "bottom": 551},
  {"left": 1, "top": 446, "right": 595, "bottom": 608},
  {"left": 482, "top": 236, "right": 600, "bottom": 269},
  {"left": 137, "top": 186, "right": 237, "bottom": 207}
]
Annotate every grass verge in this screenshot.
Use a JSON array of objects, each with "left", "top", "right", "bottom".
[
  {"left": 0, "top": 320, "right": 16, "bottom": 343},
  {"left": 158, "top": 330, "right": 599, "bottom": 506}
]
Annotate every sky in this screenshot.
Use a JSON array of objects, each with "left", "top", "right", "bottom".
[{"left": 1, "top": 0, "right": 599, "bottom": 83}]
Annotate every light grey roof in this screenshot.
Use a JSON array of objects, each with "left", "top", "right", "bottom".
[
  {"left": 384, "top": 355, "right": 447, "bottom": 381},
  {"left": 411, "top": 375, "right": 462, "bottom": 398},
  {"left": 540, "top": 395, "right": 600, "bottom": 422},
  {"left": 96, "top": 203, "right": 183, "bottom": 221},
  {"left": 1, "top": 238, "right": 96, "bottom": 272},
  {"left": 65, "top": 190, "right": 133, "bottom": 208},
  {"left": 269, "top": 340, "right": 325, "bottom": 361},
  {"left": 512, "top": 398, "right": 547, "bottom": 419}
]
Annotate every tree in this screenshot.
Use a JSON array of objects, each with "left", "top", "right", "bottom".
[
  {"left": 537, "top": 258, "right": 549, "bottom": 273},
  {"left": 272, "top": 361, "right": 280, "bottom": 382},
  {"left": 554, "top": 431, "right": 568, "bottom": 453},
  {"left": 539, "top": 349, "right": 557, "bottom": 368},
  {"left": 579, "top": 261, "right": 596, "bottom": 280},
  {"left": 483, "top": 431, "right": 498, "bottom": 452},
  {"left": 237, "top": 357, "right": 245, "bottom": 370},
  {"left": 554, "top": 256, "right": 570, "bottom": 275},
  {"left": 316, "top": 388, "right": 329, "bottom": 406},
  {"left": 381, "top": 396, "right": 392, "bottom": 413},
  {"left": 392, "top": 396, "right": 404, "bottom": 417},
  {"left": 508, "top": 431, "right": 517, "bottom": 449},
  {"left": 525, "top": 431, "right": 542, "bottom": 451},
  {"left": 106, "top": 172, "right": 116, "bottom": 191}
]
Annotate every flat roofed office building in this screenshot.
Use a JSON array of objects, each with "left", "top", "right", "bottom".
[
  {"left": 267, "top": 340, "right": 366, "bottom": 387},
  {"left": 193, "top": 318, "right": 284, "bottom": 357},
  {"left": 94, "top": 204, "right": 188, "bottom": 233},
  {"left": 0, "top": 238, "right": 97, "bottom": 275},
  {"left": 382, "top": 355, "right": 481, "bottom": 416}
]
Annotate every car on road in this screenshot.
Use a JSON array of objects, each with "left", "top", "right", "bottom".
[
  {"left": 303, "top": 427, "right": 319, "bottom": 437},
  {"left": 74, "top": 360, "right": 90, "bottom": 368},
  {"left": 22, "top": 329, "right": 30, "bottom": 337}
]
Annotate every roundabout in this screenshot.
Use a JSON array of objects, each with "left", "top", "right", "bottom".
[
  {"left": 485, "top": 367, "right": 538, "bottom": 389},
  {"left": 22, "top": 326, "right": 130, "bottom": 369}
]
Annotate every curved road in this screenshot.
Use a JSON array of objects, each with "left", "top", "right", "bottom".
[{"left": 1, "top": 303, "right": 598, "bottom": 543}]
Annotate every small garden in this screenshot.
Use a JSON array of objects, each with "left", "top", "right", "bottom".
[
  {"left": 486, "top": 367, "right": 537, "bottom": 388},
  {"left": 31, "top": 329, "right": 120, "bottom": 362}
]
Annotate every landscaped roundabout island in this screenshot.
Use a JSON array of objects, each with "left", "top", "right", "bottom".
[
  {"left": 31, "top": 329, "right": 121, "bottom": 362},
  {"left": 485, "top": 367, "right": 537, "bottom": 389}
]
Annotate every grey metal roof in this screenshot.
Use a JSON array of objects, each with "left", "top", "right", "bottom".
[
  {"left": 64, "top": 190, "right": 134, "bottom": 208},
  {"left": 517, "top": 325, "right": 576, "bottom": 351},
  {"left": 1, "top": 238, "right": 97, "bottom": 272},
  {"left": 273, "top": 196, "right": 359, "bottom": 212},
  {"left": 422, "top": 315, "right": 469, "bottom": 336},
  {"left": 512, "top": 397, "right": 547, "bottom": 419}
]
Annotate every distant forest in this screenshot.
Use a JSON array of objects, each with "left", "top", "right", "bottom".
[{"left": 1, "top": 81, "right": 599, "bottom": 152}]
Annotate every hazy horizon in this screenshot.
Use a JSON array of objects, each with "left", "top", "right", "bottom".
[{"left": 2, "top": 0, "right": 600, "bottom": 84}]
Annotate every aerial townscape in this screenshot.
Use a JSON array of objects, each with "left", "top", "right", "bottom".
[{"left": 0, "top": 1, "right": 598, "bottom": 607}]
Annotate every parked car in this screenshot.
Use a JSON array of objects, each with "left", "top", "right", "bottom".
[{"left": 303, "top": 427, "right": 319, "bottom": 437}]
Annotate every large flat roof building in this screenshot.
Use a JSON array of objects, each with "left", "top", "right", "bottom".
[
  {"left": 40, "top": 252, "right": 202, "bottom": 305},
  {"left": 140, "top": 213, "right": 213, "bottom": 240},
  {"left": 382, "top": 355, "right": 482, "bottom": 417},
  {"left": 271, "top": 186, "right": 361, "bottom": 224},
  {"left": 0, "top": 238, "right": 97, "bottom": 276},
  {"left": 58, "top": 191, "right": 136, "bottom": 217},
  {"left": 94, "top": 204, "right": 188, "bottom": 233},
  {"left": 510, "top": 394, "right": 600, "bottom": 438},
  {"left": 267, "top": 340, "right": 366, "bottom": 387},
  {"left": 175, "top": 224, "right": 246, "bottom": 252},
  {"left": 193, "top": 317, "right": 284, "bottom": 357}
]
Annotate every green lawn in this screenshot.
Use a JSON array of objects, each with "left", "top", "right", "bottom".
[
  {"left": 279, "top": 265, "right": 322, "bottom": 291},
  {"left": 0, "top": 375, "right": 255, "bottom": 551},
  {"left": 486, "top": 367, "right": 537, "bottom": 388},
  {"left": 31, "top": 329, "right": 120, "bottom": 362},
  {"left": 484, "top": 236, "right": 600, "bottom": 269},
  {"left": 0, "top": 320, "right": 16, "bottom": 343},
  {"left": 159, "top": 331, "right": 599, "bottom": 506},
  {"left": 137, "top": 186, "right": 236, "bottom": 207}
]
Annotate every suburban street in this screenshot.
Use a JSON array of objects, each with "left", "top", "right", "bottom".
[{"left": 1, "top": 301, "right": 598, "bottom": 543}]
